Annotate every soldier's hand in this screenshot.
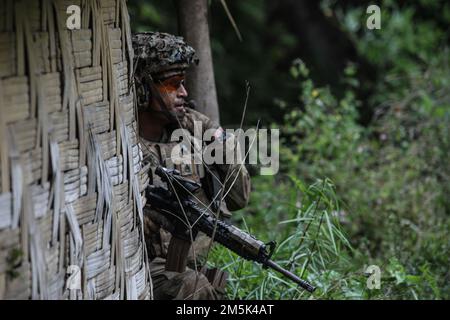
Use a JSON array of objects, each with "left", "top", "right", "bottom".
[{"left": 146, "top": 209, "right": 176, "bottom": 234}]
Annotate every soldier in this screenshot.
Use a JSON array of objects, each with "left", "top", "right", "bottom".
[{"left": 132, "top": 32, "right": 251, "bottom": 300}]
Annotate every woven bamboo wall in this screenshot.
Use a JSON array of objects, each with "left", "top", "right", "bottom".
[{"left": 0, "top": 0, "right": 152, "bottom": 299}]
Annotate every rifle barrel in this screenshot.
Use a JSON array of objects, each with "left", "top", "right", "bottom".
[{"left": 265, "top": 259, "right": 316, "bottom": 293}]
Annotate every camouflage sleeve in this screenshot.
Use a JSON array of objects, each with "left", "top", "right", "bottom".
[
  {"left": 183, "top": 107, "right": 251, "bottom": 211},
  {"left": 140, "top": 141, "right": 167, "bottom": 189},
  {"left": 214, "top": 134, "right": 251, "bottom": 211},
  {"left": 181, "top": 107, "right": 220, "bottom": 135},
  {"left": 218, "top": 161, "right": 251, "bottom": 211}
]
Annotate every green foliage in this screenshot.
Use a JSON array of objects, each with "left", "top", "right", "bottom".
[
  {"left": 209, "top": 176, "right": 359, "bottom": 299},
  {"left": 211, "top": 32, "right": 449, "bottom": 300},
  {"left": 331, "top": 0, "right": 450, "bottom": 110},
  {"left": 128, "top": 0, "right": 177, "bottom": 34},
  {"left": 280, "top": 60, "right": 365, "bottom": 182},
  {"left": 274, "top": 53, "right": 449, "bottom": 299}
]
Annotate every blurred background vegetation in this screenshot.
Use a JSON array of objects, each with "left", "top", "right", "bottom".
[{"left": 128, "top": 0, "right": 450, "bottom": 299}]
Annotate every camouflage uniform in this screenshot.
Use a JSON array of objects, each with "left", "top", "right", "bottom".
[{"left": 133, "top": 32, "right": 251, "bottom": 300}]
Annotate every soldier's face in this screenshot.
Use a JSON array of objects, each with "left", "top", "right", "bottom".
[{"left": 152, "top": 75, "right": 188, "bottom": 122}]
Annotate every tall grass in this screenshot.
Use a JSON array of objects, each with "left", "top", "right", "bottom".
[{"left": 209, "top": 175, "right": 356, "bottom": 299}]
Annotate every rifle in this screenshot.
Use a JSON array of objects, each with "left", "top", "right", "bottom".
[{"left": 146, "top": 166, "right": 316, "bottom": 293}]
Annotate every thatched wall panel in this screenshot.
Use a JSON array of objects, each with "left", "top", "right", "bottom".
[{"left": 0, "top": 0, "right": 152, "bottom": 300}]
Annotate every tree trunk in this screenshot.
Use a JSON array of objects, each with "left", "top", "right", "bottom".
[{"left": 176, "top": 0, "right": 220, "bottom": 123}]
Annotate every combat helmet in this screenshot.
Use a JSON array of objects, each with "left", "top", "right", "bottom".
[
  {"left": 132, "top": 32, "right": 197, "bottom": 110},
  {"left": 132, "top": 32, "right": 197, "bottom": 81}
]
